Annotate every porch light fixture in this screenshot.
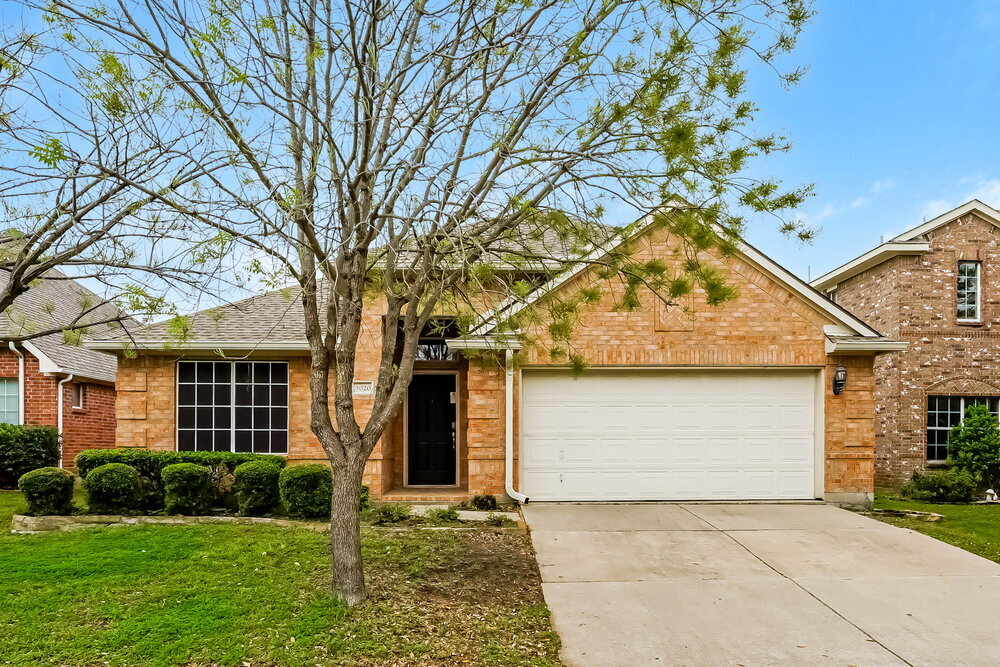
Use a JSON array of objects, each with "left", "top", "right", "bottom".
[{"left": 832, "top": 366, "right": 847, "bottom": 395}]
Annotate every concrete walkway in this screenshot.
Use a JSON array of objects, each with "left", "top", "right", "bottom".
[{"left": 523, "top": 503, "right": 1000, "bottom": 666}]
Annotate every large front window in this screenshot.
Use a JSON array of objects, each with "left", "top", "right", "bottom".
[
  {"left": 957, "top": 260, "right": 981, "bottom": 321},
  {"left": 177, "top": 361, "right": 288, "bottom": 454},
  {"left": 927, "top": 395, "right": 999, "bottom": 462}
]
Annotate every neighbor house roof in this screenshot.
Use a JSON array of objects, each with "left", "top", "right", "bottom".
[
  {"left": 0, "top": 270, "right": 125, "bottom": 383},
  {"left": 810, "top": 199, "right": 1000, "bottom": 292}
]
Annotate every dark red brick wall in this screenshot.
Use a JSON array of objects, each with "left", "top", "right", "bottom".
[
  {"left": 835, "top": 213, "right": 1000, "bottom": 487},
  {"left": 0, "top": 349, "right": 116, "bottom": 469}
]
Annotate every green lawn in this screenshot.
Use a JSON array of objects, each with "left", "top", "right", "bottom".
[
  {"left": 0, "top": 490, "right": 560, "bottom": 666},
  {"left": 872, "top": 496, "right": 1000, "bottom": 564}
]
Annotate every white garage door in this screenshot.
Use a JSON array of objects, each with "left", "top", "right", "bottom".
[{"left": 520, "top": 369, "right": 819, "bottom": 501}]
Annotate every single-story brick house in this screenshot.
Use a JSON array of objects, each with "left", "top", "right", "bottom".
[
  {"left": 86, "top": 220, "right": 904, "bottom": 505},
  {"left": 0, "top": 270, "right": 120, "bottom": 468},
  {"left": 811, "top": 199, "right": 1000, "bottom": 487}
]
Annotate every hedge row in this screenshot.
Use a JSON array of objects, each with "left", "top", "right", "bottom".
[
  {"left": 75, "top": 449, "right": 286, "bottom": 479},
  {"left": 0, "top": 425, "right": 60, "bottom": 488}
]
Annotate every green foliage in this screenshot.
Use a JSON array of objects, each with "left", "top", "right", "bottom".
[
  {"left": 28, "top": 137, "right": 67, "bottom": 168},
  {"left": 232, "top": 461, "right": 281, "bottom": 516},
  {"left": 484, "top": 513, "right": 517, "bottom": 528},
  {"left": 425, "top": 506, "right": 460, "bottom": 524},
  {"left": 76, "top": 449, "right": 286, "bottom": 479},
  {"left": 278, "top": 464, "right": 332, "bottom": 519},
  {"left": 947, "top": 404, "right": 1000, "bottom": 489},
  {"left": 84, "top": 463, "right": 141, "bottom": 513},
  {"left": 365, "top": 503, "right": 412, "bottom": 525},
  {"left": 469, "top": 494, "right": 499, "bottom": 511},
  {"left": 901, "top": 469, "right": 980, "bottom": 504},
  {"left": 18, "top": 467, "right": 75, "bottom": 515},
  {"left": 0, "top": 424, "right": 60, "bottom": 488},
  {"left": 359, "top": 484, "right": 371, "bottom": 511},
  {"left": 161, "top": 463, "right": 213, "bottom": 515}
]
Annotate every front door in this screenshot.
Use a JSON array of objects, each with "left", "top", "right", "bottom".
[{"left": 407, "top": 374, "right": 457, "bottom": 486}]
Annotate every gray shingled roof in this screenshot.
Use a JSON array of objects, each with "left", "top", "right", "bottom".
[
  {"left": 90, "top": 220, "right": 623, "bottom": 348},
  {"left": 0, "top": 270, "right": 124, "bottom": 383}
]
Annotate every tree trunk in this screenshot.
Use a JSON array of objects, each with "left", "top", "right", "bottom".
[{"left": 330, "top": 460, "right": 366, "bottom": 605}]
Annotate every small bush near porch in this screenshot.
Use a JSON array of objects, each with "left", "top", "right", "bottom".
[{"left": 0, "top": 490, "right": 560, "bottom": 665}]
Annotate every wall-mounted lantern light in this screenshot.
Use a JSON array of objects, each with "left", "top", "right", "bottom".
[{"left": 832, "top": 366, "right": 847, "bottom": 395}]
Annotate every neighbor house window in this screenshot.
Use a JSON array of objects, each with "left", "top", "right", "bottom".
[
  {"left": 0, "top": 378, "right": 18, "bottom": 424},
  {"left": 957, "top": 261, "right": 981, "bottom": 321},
  {"left": 71, "top": 383, "right": 85, "bottom": 409},
  {"left": 177, "top": 361, "right": 288, "bottom": 454},
  {"left": 927, "top": 395, "right": 999, "bottom": 462}
]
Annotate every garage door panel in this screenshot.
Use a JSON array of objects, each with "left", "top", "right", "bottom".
[{"left": 520, "top": 370, "right": 818, "bottom": 501}]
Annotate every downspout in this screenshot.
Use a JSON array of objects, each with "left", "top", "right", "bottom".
[
  {"left": 8, "top": 342, "right": 24, "bottom": 426},
  {"left": 505, "top": 349, "right": 529, "bottom": 504},
  {"left": 57, "top": 374, "right": 73, "bottom": 469}
]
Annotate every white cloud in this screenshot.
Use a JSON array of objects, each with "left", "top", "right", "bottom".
[
  {"left": 920, "top": 198, "right": 953, "bottom": 220},
  {"left": 917, "top": 177, "right": 1000, "bottom": 221},
  {"left": 849, "top": 196, "right": 870, "bottom": 210},
  {"left": 871, "top": 178, "right": 896, "bottom": 194}
]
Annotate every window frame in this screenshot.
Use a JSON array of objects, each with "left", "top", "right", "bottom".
[
  {"left": 926, "top": 395, "right": 1000, "bottom": 462},
  {"left": 176, "top": 360, "right": 289, "bottom": 455},
  {"left": 956, "top": 260, "right": 982, "bottom": 323},
  {"left": 0, "top": 378, "right": 19, "bottom": 424},
  {"left": 71, "top": 383, "right": 85, "bottom": 409}
]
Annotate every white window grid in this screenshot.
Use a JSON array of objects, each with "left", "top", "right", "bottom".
[
  {"left": 957, "top": 261, "right": 981, "bottom": 322},
  {"left": 0, "top": 378, "right": 18, "bottom": 424},
  {"left": 927, "top": 395, "right": 999, "bottom": 462}
]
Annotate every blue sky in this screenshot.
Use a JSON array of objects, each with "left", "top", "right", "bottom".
[{"left": 744, "top": 0, "right": 1000, "bottom": 280}]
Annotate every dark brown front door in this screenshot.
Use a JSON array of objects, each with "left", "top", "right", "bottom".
[{"left": 407, "top": 374, "right": 457, "bottom": 486}]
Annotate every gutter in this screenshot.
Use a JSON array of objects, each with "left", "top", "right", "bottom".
[
  {"left": 505, "top": 349, "right": 528, "bottom": 504},
  {"left": 56, "top": 374, "right": 73, "bottom": 469},
  {"left": 7, "top": 342, "right": 24, "bottom": 425}
]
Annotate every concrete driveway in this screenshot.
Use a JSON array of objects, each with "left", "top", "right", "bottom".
[{"left": 523, "top": 503, "right": 1000, "bottom": 666}]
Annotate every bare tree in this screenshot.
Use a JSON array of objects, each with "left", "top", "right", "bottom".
[
  {"left": 21, "top": 0, "right": 814, "bottom": 603},
  {"left": 0, "top": 29, "right": 244, "bottom": 340}
]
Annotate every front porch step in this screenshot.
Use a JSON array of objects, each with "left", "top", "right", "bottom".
[{"left": 380, "top": 487, "right": 470, "bottom": 503}]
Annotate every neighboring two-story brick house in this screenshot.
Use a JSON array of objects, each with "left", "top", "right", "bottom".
[
  {"left": 811, "top": 199, "right": 1000, "bottom": 487},
  {"left": 0, "top": 270, "right": 121, "bottom": 468}
]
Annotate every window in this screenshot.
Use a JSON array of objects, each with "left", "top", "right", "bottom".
[
  {"left": 398, "top": 318, "right": 459, "bottom": 362},
  {"left": 927, "top": 395, "right": 999, "bottom": 461},
  {"left": 0, "top": 379, "right": 18, "bottom": 424},
  {"left": 71, "top": 383, "right": 85, "bottom": 409},
  {"left": 177, "top": 361, "right": 288, "bottom": 454},
  {"left": 957, "top": 261, "right": 981, "bottom": 321}
]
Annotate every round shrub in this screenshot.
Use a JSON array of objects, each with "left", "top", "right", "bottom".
[
  {"left": 233, "top": 461, "right": 281, "bottom": 516},
  {"left": 84, "top": 463, "right": 141, "bottom": 513},
  {"left": 278, "top": 464, "right": 332, "bottom": 518},
  {"left": 0, "top": 424, "right": 60, "bottom": 488},
  {"left": 469, "top": 494, "right": 498, "bottom": 511},
  {"left": 161, "top": 463, "right": 213, "bottom": 515},
  {"left": 902, "top": 469, "right": 979, "bottom": 503},
  {"left": 18, "top": 467, "right": 75, "bottom": 515}
]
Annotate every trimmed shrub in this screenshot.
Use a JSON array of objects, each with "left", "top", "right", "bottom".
[
  {"left": 233, "top": 461, "right": 281, "bottom": 516},
  {"left": 425, "top": 506, "right": 460, "bottom": 524},
  {"left": 162, "top": 463, "right": 213, "bottom": 515},
  {"left": 84, "top": 463, "right": 141, "bottom": 513},
  {"left": 76, "top": 449, "right": 286, "bottom": 509},
  {"left": 947, "top": 403, "right": 1000, "bottom": 490},
  {"left": 366, "top": 503, "right": 412, "bottom": 525},
  {"left": 0, "top": 424, "right": 60, "bottom": 488},
  {"left": 468, "top": 494, "right": 498, "bottom": 511},
  {"left": 902, "top": 469, "right": 980, "bottom": 503},
  {"left": 18, "top": 467, "right": 75, "bottom": 515},
  {"left": 278, "top": 464, "right": 332, "bottom": 518},
  {"left": 359, "top": 484, "right": 371, "bottom": 511}
]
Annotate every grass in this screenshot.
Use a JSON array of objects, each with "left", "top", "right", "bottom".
[
  {"left": 872, "top": 495, "right": 1000, "bottom": 564},
  {"left": 0, "top": 490, "right": 561, "bottom": 666}
]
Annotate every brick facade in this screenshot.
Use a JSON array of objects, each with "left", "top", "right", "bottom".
[
  {"left": 113, "top": 223, "right": 882, "bottom": 503},
  {"left": 833, "top": 212, "right": 1000, "bottom": 487},
  {"left": 0, "top": 348, "right": 116, "bottom": 468}
]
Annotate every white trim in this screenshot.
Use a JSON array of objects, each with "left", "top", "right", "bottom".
[
  {"left": 505, "top": 349, "right": 528, "bottom": 503},
  {"left": 21, "top": 340, "right": 63, "bottom": 375},
  {"left": 85, "top": 339, "right": 312, "bottom": 352},
  {"left": 57, "top": 374, "right": 74, "bottom": 469},
  {"left": 469, "top": 210, "right": 883, "bottom": 340},
  {"left": 892, "top": 199, "right": 1000, "bottom": 242},
  {"left": 446, "top": 335, "right": 523, "bottom": 351},
  {"left": 402, "top": 370, "right": 461, "bottom": 488},
  {"left": 810, "top": 241, "right": 930, "bottom": 292},
  {"left": 7, "top": 342, "right": 24, "bottom": 426},
  {"left": 814, "top": 368, "right": 825, "bottom": 499},
  {"left": 825, "top": 339, "right": 909, "bottom": 353}
]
